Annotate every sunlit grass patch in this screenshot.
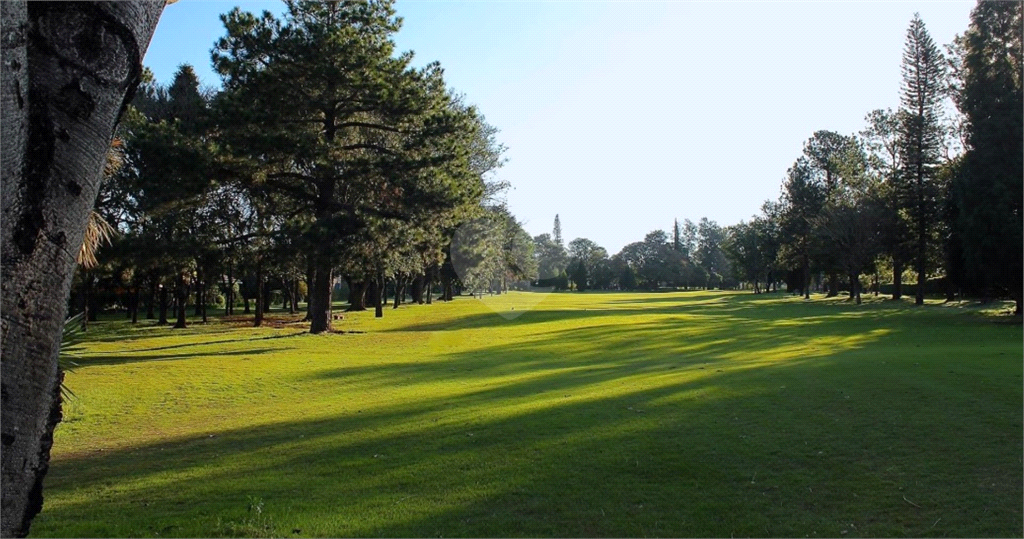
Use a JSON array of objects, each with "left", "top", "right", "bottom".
[{"left": 31, "top": 290, "right": 1022, "bottom": 537}]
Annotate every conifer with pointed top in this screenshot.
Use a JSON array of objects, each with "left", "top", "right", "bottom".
[{"left": 897, "top": 13, "right": 947, "bottom": 306}]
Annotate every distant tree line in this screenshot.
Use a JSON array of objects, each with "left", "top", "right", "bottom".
[
  {"left": 722, "top": 5, "right": 1021, "bottom": 312},
  {"left": 532, "top": 4, "right": 1021, "bottom": 313}
]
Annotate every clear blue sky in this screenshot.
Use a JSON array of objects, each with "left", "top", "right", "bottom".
[{"left": 144, "top": 0, "right": 975, "bottom": 254}]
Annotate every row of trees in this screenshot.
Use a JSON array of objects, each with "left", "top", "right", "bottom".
[
  {"left": 723, "top": 5, "right": 1021, "bottom": 312},
  {"left": 529, "top": 4, "right": 1020, "bottom": 312},
  {"left": 81, "top": 0, "right": 529, "bottom": 334},
  {"left": 530, "top": 215, "right": 734, "bottom": 292},
  {"left": 80, "top": 3, "right": 1021, "bottom": 323}
]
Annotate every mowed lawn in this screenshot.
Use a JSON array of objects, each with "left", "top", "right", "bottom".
[{"left": 31, "top": 291, "right": 1022, "bottom": 538}]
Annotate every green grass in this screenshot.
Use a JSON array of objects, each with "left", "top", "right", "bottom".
[{"left": 31, "top": 291, "right": 1022, "bottom": 537}]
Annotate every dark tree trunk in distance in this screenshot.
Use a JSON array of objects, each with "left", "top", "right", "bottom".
[
  {"left": 147, "top": 278, "right": 156, "bottom": 319},
  {"left": 173, "top": 273, "right": 188, "bottom": 329},
  {"left": 226, "top": 263, "right": 235, "bottom": 315},
  {"left": 130, "top": 284, "right": 140, "bottom": 324},
  {"left": 158, "top": 285, "right": 169, "bottom": 325},
  {"left": 308, "top": 258, "right": 332, "bottom": 333},
  {"left": 347, "top": 280, "right": 367, "bottom": 311},
  {"left": 254, "top": 263, "right": 264, "bottom": 328},
  {"left": 892, "top": 257, "right": 904, "bottom": 300},
  {"left": 375, "top": 272, "right": 385, "bottom": 318}
]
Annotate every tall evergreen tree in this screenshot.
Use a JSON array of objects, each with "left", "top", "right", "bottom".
[
  {"left": 552, "top": 214, "right": 564, "bottom": 247},
  {"left": 948, "top": 0, "right": 1023, "bottom": 313},
  {"left": 897, "top": 13, "right": 948, "bottom": 305},
  {"left": 212, "top": 0, "right": 485, "bottom": 332}
]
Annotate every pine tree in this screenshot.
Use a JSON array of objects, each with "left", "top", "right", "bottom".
[
  {"left": 897, "top": 13, "right": 947, "bottom": 305},
  {"left": 553, "top": 214, "right": 564, "bottom": 247},
  {"left": 672, "top": 219, "right": 682, "bottom": 252}
]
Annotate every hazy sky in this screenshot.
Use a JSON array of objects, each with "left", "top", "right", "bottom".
[{"left": 144, "top": 0, "right": 975, "bottom": 253}]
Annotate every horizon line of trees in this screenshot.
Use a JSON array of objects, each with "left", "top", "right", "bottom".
[{"left": 527, "top": 4, "right": 1020, "bottom": 314}]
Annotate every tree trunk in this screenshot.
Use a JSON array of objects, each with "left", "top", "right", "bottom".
[
  {"left": 347, "top": 280, "right": 367, "bottom": 311},
  {"left": 375, "top": 272, "right": 385, "bottom": 318},
  {"left": 827, "top": 272, "right": 839, "bottom": 297},
  {"left": 425, "top": 275, "right": 433, "bottom": 305},
  {"left": 393, "top": 274, "right": 405, "bottom": 309},
  {"left": 173, "top": 273, "right": 187, "bottom": 329},
  {"left": 308, "top": 257, "right": 332, "bottom": 333},
  {"left": 243, "top": 296, "right": 250, "bottom": 314},
  {"left": 410, "top": 274, "right": 424, "bottom": 304},
  {"left": 158, "top": 285, "right": 169, "bottom": 325},
  {"left": 193, "top": 269, "right": 203, "bottom": 317},
  {"left": 802, "top": 254, "right": 810, "bottom": 300},
  {"left": 130, "top": 284, "right": 139, "bottom": 324},
  {"left": 146, "top": 278, "right": 156, "bottom": 319},
  {"left": 892, "top": 257, "right": 903, "bottom": 300},
  {"left": 290, "top": 278, "right": 298, "bottom": 314},
  {"left": 363, "top": 280, "right": 377, "bottom": 310},
  {"left": 254, "top": 262, "right": 264, "bottom": 328},
  {"left": 0, "top": 2, "right": 163, "bottom": 535},
  {"left": 226, "top": 262, "right": 234, "bottom": 315},
  {"left": 915, "top": 265, "right": 926, "bottom": 306}
]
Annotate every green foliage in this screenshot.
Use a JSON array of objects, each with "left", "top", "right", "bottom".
[
  {"left": 947, "top": 0, "right": 1023, "bottom": 311},
  {"left": 56, "top": 314, "right": 86, "bottom": 402},
  {"left": 897, "top": 14, "right": 949, "bottom": 304},
  {"left": 532, "top": 233, "right": 567, "bottom": 280}
]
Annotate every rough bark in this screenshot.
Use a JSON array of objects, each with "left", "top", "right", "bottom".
[
  {"left": 346, "top": 280, "right": 367, "bottom": 311},
  {"left": 308, "top": 257, "right": 332, "bottom": 333},
  {"left": 0, "top": 2, "right": 163, "bottom": 536}
]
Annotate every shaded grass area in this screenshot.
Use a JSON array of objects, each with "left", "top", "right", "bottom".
[{"left": 32, "top": 291, "right": 1022, "bottom": 537}]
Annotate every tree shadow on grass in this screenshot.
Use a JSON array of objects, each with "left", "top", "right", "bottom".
[
  {"left": 386, "top": 291, "right": 914, "bottom": 334},
  {"left": 33, "top": 294, "right": 1023, "bottom": 537},
  {"left": 35, "top": 331, "right": 1022, "bottom": 537},
  {"left": 70, "top": 348, "right": 282, "bottom": 368}
]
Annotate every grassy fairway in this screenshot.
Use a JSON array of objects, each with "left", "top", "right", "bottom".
[{"left": 31, "top": 291, "right": 1022, "bottom": 537}]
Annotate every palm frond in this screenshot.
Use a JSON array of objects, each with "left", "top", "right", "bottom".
[
  {"left": 59, "top": 313, "right": 85, "bottom": 401},
  {"left": 77, "top": 210, "right": 117, "bottom": 268}
]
